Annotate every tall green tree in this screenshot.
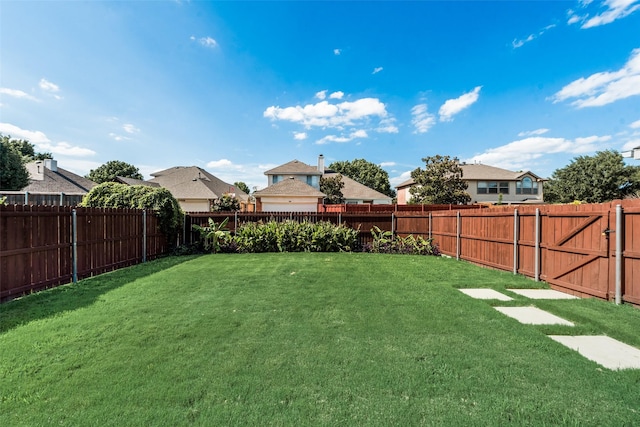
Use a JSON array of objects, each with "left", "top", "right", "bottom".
[
  {"left": 328, "top": 158, "right": 395, "bottom": 197},
  {"left": 213, "top": 194, "right": 241, "bottom": 211},
  {"left": 1, "top": 134, "right": 52, "bottom": 162},
  {"left": 86, "top": 160, "right": 143, "bottom": 184},
  {"left": 0, "top": 138, "right": 30, "bottom": 190},
  {"left": 320, "top": 174, "right": 345, "bottom": 204},
  {"left": 233, "top": 181, "right": 251, "bottom": 195},
  {"left": 409, "top": 155, "right": 471, "bottom": 204},
  {"left": 544, "top": 150, "right": 640, "bottom": 203}
]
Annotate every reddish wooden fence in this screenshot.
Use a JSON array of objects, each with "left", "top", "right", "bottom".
[
  {"left": 318, "top": 203, "right": 486, "bottom": 213},
  {"left": 396, "top": 200, "right": 640, "bottom": 305},
  {"left": 0, "top": 205, "right": 167, "bottom": 301}
]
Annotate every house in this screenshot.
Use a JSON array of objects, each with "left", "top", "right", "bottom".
[
  {"left": 3, "top": 159, "right": 98, "bottom": 205},
  {"left": 114, "top": 176, "right": 160, "bottom": 187},
  {"left": 148, "top": 166, "right": 249, "bottom": 212},
  {"left": 254, "top": 155, "right": 392, "bottom": 212},
  {"left": 396, "top": 163, "right": 545, "bottom": 205}
]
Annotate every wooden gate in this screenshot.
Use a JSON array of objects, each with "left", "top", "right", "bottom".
[{"left": 541, "top": 209, "right": 611, "bottom": 299}]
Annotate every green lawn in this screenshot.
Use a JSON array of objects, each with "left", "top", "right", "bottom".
[{"left": 1, "top": 253, "right": 639, "bottom": 426}]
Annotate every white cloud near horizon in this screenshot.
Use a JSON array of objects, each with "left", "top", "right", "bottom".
[
  {"left": 439, "top": 86, "right": 482, "bottom": 122},
  {"left": 0, "top": 122, "right": 50, "bottom": 143},
  {"left": 411, "top": 104, "right": 436, "bottom": 134},
  {"left": 551, "top": 48, "right": 640, "bottom": 107},
  {"left": 630, "top": 119, "right": 640, "bottom": 128},
  {"left": 264, "top": 96, "right": 388, "bottom": 129},
  {"left": 316, "top": 129, "right": 368, "bottom": 145},
  {"left": 0, "top": 87, "right": 38, "bottom": 102},
  {"left": 568, "top": 0, "right": 640, "bottom": 28},
  {"left": 37, "top": 141, "right": 96, "bottom": 157},
  {"left": 379, "top": 161, "right": 396, "bottom": 167},
  {"left": 466, "top": 134, "right": 613, "bottom": 171}
]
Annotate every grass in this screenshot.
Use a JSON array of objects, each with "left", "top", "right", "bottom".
[{"left": 1, "top": 253, "right": 639, "bottom": 426}]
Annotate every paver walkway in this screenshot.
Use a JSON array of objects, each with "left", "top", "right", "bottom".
[{"left": 459, "top": 287, "right": 640, "bottom": 370}]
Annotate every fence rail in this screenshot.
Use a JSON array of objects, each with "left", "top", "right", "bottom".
[{"left": 0, "top": 205, "right": 167, "bottom": 301}]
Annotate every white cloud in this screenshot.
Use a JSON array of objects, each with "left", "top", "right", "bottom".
[
  {"left": 293, "top": 132, "right": 307, "bottom": 140},
  {"left": 329, "top": 91, "right": 344, "bottom": 99},
  {"left": 315, "top": 90, "right": 327, "bottom": 100},
  {"left": 191, "top": 35, "right": 218, "bottom": 48},
  {"left": 372, "top": 67, "right": 383, "bottom": 74},
  {"left": 380, "top": 161, "right": 396, "bottom": 167},
  {"left": 37, "top": 141, "right": 96, "bottom": 157},
  {"left": 109, "top": 132, "right": 130, "bottom": 142},
  {"left": 316, "top": 130, "right": 368, "bottom": 145},
  {"left": 39, "top": 78, "right": 60, "bottom": 93},
  {"left": 122, "top": 123, "right": 140, "bottom": 134},
  {"left": 439, "top": 86, "right": 482, "bottom": 122},
  {"left": 551, "top": 48, "right": 640, "bottom": 107},
  {"left": 518, "top": 128, "right": 550, "bottom": 137},
  {"left": 512, "top": 24, "right": 556, "bottom": 49},
  {"left": 0, "top": 122, "right": 50, "bottom": 143},
  {"left": 390, "top": 170, "right": 413, "bottom": 189},
  {"left": 207, "top": 159, "right": 236, "bottom": 169},
  {"left": 334, "top": 48, "right": 341, "bottom": 55},
  {"left": 630, "top": 119, "right": 640, "bottom": 128},
  {"left": 578, "top": 0, "right": 640, "bottom": 28},
  {"left": 622, "top": 138, "right": 640, "bottom": 151},
  {"left": 466, "top": 134, "right": 613, "bottom": 170},
  {"left": 0, "top": 87, "right": 38, "bottom": 102},
  {"left": 411, "top": 104, "right": 436, "bottom": 134},
  {"left": 264, "top": 97, "right": 388, "bottom": 129},
  {"left": 376, "top": 118, "right": 399, "bottom": 134}
]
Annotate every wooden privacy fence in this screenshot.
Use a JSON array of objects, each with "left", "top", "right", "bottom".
[
  {"left": 395, "top": 200, "right": 640, "bottom": 305},
  {"left": 318, "top": 203, "right": 486, "bottom": 213},
  {"left": 0, "top": 205, "right": 168, "bottom": 301}
]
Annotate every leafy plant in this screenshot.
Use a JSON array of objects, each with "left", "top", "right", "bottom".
[
  {"left": 366, "top": 226, "right": 439, "bottom": 256},
  {"left": 192, "top": 217, "right": 230, "bottom": 253}
]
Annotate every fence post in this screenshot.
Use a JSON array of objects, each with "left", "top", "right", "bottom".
[
  {"left": 513, "top": 209, "right": 519, "bottom": 274},
  {"left": 339, "top": 212, "right": 342, "bottom": 225},
  {"left": 24, "top": 191, "right": 29, "bottom": 205},
  {"left": 456, "top": 211, "right": 461, "bottom": 260},
  {"left": 391, "top": 212, "right": 395, "bottom": 237},
  {"left": 535, "top": 208, "right": 540, "bottom": 282},
  {"left": 59, "top": 192, "right": 65, "bottom": 206},
  {"left": 72, "top": 209, "right": 78, "bottom": 283},
  {"left": 235, "top": 211, "right": 238, "bottom": 234},
  {"left": 615, "top": 204, "right": 623, "bottom": 305},
  {"left": 428, "top": 212, "right": 432, "bottom": 239},
  {"left": 142, "top": 210, "right": 147, "bottom": 263}
]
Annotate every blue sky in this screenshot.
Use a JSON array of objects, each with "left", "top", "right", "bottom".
[{"left": 2, "top": 0, "right": 640, "bottom": 191}]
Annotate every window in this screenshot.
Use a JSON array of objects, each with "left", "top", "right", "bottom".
[
  {"left": 272, "top": 175, "right": 281, "bottom": 184},
  {"left": 516, "top": 177, "right": 538, "bottom": 195},
  {"left": 306, "top": 176, "right": 313, "bottom": 186},
  {"left": 477, "top": 181, "right": 509, "bottom": 194}
]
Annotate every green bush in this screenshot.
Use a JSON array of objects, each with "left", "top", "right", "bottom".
[
  {"left": 364, "top": 226, "right": 440, "bottom": 256},
  {"left": 231, "top": 220, "right": 358, "bottom": 253},
  {"left": 82, "top": 183, "right": 183, "bottom": 247}
]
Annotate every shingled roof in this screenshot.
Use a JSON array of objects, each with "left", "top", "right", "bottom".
[
  {"left": 396, "top": 164, "right": 543, "bottom": 188},
  {"left": 23, "top": 160, "right": 96, "bottom": 194},
  {"left": 323, "top": 171, "right": 391, "bottom": 201},
  {"left": 149, "top": 166, "right": 248, "bottom": 201},
  {"left": 263, "top": 160, "right": 322, "bottom": 176},
  {"left": 253, "top": 177, "right": 325, "bottom": 197}
]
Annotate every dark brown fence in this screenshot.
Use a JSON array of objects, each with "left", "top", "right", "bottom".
[
  {"left": 318, "top": 203, "right": 487, "bottom": 213},
  {"left": 0, "top": 205, "right": 167, "bottom": 301},
  {"left": 396, "top": 200, "right": 640, "bottom": 305}
]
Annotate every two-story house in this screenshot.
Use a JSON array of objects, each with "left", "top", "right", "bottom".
[
  {"left": 254, "top": 155, "right": 393, "bottom": 212},
  {"left": 396, "top": 163, "right": 545, "bottom": 205}
]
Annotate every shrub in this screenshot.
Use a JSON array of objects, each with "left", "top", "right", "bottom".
[{"left": 364, "top": 226, "right": 440, "bottom": 256}]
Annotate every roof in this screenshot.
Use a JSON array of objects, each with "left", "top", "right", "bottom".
[
  {"left": 264, "top": 159, "right": 322, "bottom": 176},
  {"left": 323, "top": 172, "right": 392, "bottom": 201},
  {"left": 396, "top": 164, "right": 544, "bottom": 188},
  {"left": 254, "top": 177, "right": 325, "bottom": 197},
  {"left": 23, "top": 161, "right": 96, "bottom": 194},
  {"left": 149, "top": 166, "right": 248, "bottom": 201},
  {"left": 115, "top": 176, "right": 160, "bottom": 187}
]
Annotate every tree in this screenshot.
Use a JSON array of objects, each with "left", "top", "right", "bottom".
[
  {"left": 213, "top": 194, "right": 241, "bottom": 211},
  {"left": 233, "top": 181, "right": 251, "bottom": 195},
  {"left": 0, "top": 138, "right": 30, "bottom": 190},
  {"left": 86, "top": 160, "right": 143, "bottom": 184},
  {"left": 82, "top": 183, "right": 183, "bottom": 246},
  {"left": 320, "top": 174, "right": 345, "bottom": 204},
  {"left": 328, "top": 158, "right": 395, "bottom": 197},
  {"left": 544, "top": 150, "right": 640, "bottom": 203},
  {"left": 409, "top": 155, "right": 471, "bottom": 204},
  {"left": 1, "top": 134, "right": 52, "bottom": 162}
]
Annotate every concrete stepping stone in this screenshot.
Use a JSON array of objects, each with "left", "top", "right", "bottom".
[
  {"left": 507, "top": 289, "right": 579, "bottom": 300},
  {"left": 458, "top": 288, "right": 513, "bottom": 301},
  {"left": 494, "top": 306, "right": 574, "bottom": 326},
  {"left": 549, "top": 335, "right": 640, "bottom": 370}
]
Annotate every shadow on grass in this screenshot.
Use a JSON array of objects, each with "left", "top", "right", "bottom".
[{"left": 0, "top": 255, "right": 200, "bottom": 334}]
